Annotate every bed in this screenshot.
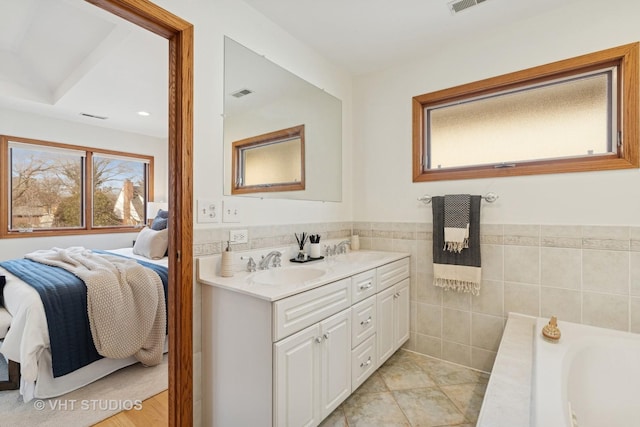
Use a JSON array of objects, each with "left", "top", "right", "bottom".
[{"left": 0, "top": 245, "right": 168, "bottom": 402}]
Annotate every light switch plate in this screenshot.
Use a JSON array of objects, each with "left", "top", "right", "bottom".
[
  {"left": 222, "top": 200, "right": 241, "bottom": 223},
  {"left": 197, "top": 199, "right": 219, "bottom": 223}
]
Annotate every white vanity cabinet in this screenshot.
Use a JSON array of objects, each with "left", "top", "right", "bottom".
[
  {"left": 274, "top": 308, "right": 351, "bottom": 426},
  {"left": 199, "top": 252, "right": 410, "bottom": 427},
  {"left": 376, "top": 278, "right": 410, "bottom": 366}
]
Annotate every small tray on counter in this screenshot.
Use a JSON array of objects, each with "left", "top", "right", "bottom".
[{"left": 290, "top": 256, "right": 324, "bottom": 263}]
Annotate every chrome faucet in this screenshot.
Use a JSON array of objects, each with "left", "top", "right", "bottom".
[
  {"left": 324, "top": 244, "right": 336, "bottom": 257},
  {"left": 336, "top": 240, "right": 351, "bottom": 254},
  {"left": 258, "top": 251, "right": 282, "bottom": 270},
  {"left": 245, "top": 256, "right": 256, "bottom": 272}
]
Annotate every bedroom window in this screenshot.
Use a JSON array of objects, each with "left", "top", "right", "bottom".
[
  {"left": 412, "top": 42, "right": 639, "bottom": 181},
  {"left": 92, "top": 154, "right": 149, "bottom": 228},
  {"left": 1, "top": 136, "right": 153, "bottom": 237}
]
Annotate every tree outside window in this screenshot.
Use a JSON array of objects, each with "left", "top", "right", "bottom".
[{"left": 2, "top": 136, "right": 153, "bottom": 236}]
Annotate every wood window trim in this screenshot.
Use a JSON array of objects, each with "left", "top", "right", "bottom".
[
  {"left": 0, "top": 135, "right": 154, "bottom": 238},
  {"left": 412, "top": 42, "right": 640, "bottom": 182},
  {"left": 231, "top": 124, "right": 306, "bottom": 194}
]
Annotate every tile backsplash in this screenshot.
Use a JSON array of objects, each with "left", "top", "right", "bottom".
[
  {"left": 356, "top": 222, "right": 640, "bottom": 373},
  {"left": 194, "top": 221, "right": 640, "bottom": 375},
  {"left": 193, "top": 222, "right": 352, "bottom": 256}
]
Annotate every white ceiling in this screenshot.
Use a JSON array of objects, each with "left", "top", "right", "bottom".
[
  {"left": 241, "top": 0, "right": 572, "bottom": 75},
  {"left": 0, "top": 0, "right": 167, "bottom": 138},
  {"left": 0, "top": 0, "right": 574, "bottom": 139}
]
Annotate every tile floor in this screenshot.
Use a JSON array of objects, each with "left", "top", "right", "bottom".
[{"left": 320, "top": 349, "right": 489, "bottom": 427}]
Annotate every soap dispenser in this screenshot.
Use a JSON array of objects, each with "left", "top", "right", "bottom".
[{"left": 220, "top": 241, "right": 234, "bottom": 277}]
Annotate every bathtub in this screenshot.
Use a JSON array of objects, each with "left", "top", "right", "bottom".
[{"left": 532, "top": 318, "right": 640, "bottom": 427}]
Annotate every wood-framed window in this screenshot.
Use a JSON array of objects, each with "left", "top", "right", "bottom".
[
  {"left": 0, "top": 135, "right": 154, "bottom": 238},
  {"left": 412, "top": 42, "right": 639, "bottom": 182}
]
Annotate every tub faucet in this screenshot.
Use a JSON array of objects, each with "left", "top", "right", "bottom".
[
  {"left": 336, "top": 240, "right": 351, "bottom": 254},
  {"left": 259, "top": 251, "right": 282, "bottom": 270}
]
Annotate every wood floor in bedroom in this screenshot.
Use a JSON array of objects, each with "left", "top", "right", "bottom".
[{"left": 92, "top": 390, "right": 167, "bottom": 427}]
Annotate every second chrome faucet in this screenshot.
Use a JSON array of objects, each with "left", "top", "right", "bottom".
[{"left": 258, "top": 250, "right": 282, "bottom": 270}]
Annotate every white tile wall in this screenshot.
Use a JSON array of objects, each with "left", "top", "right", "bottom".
[{"left": 354, "top": 221, "right": 640, "bottom": 373}]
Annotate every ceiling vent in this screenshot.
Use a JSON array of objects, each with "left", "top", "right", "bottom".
[
  {"left": 80, "top": 112, "right": 108, "bottom": 120},
  {"left": 231, "top": 88, "right": 253, "bottom": 98},
  {"left": 448, "top": 0, "right": 487, "bottom": 14}
]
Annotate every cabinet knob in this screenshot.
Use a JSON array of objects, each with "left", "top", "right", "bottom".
[
  {"left": 393, "top": 292, "right": 400, "bottom": 298},
  {"left": 323, "top": 332, "right": 330, "bottom": 340},
  {"left": 359, "top": 281, "right": 372, "bottom": 290},
  {"left": 360, "top": 356, "right": 372, "bottom": 368},
  {"left": 315, "top": 336, "right": 323, "bottom": 343}
]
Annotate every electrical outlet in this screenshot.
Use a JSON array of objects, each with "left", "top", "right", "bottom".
[
  {"left": 229, "top": 229, "right": 248, "bottom": 244},
  {"left": 197, "top": 199, "right": 219, "bottom": 223},
  {"left": 222, "top": 200, "right": 241, "bottom": 223}
]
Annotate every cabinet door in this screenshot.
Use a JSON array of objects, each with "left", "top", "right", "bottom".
[
  {"left": 376, "top": 285, "right": 396, "bottom": 366},
  {"left": 320, "top": 309, "right": 351, "bottom": 419},
  {"left": 274, "top": 323, "right": 321, "bottom": 427},
  {"left": 394, "top": 279, "right": 410, "bottom": 350}
]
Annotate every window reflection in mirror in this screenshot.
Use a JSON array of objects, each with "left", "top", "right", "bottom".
[{"left": 232, "top": 125, "right": 305, "bottom": 194}]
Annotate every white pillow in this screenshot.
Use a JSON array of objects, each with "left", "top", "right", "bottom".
[{"left": 133, "top": 227, "right": 169, "bottom": 259}]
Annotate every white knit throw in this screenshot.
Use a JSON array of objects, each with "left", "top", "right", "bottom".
[{"left": 25, "top": 247, "right": 165, "bottom": 366}]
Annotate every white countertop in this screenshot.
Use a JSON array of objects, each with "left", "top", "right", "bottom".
[{"left": 196, "top": 250, "right": 410, "bottom": 302}]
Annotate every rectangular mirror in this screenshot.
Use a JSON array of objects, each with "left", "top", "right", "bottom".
[{"left": 223, "top": 37, "right": 342, "bottom": 202}]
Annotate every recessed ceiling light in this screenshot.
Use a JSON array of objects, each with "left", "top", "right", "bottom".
[{"left": 137, "top": 111, "right": 151, "bottom": 116}]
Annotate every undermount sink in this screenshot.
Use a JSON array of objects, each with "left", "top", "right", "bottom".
[
  {"left": 250, "top": 266, "right": 326, "bottom": 286},
  {"left": 336, "top": 251, "right": 389, "bottom": 263}
]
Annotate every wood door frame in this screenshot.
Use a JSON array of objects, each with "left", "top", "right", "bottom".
[{"left": 86, "top": 1, "right": 194, "bottom": 425}]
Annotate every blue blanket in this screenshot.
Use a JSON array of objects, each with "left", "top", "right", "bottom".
[{"left": 0, "top": 252, "right": 168, "bottom": 378}]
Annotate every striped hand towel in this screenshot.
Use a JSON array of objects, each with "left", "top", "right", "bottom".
[
  {"left": 432, "top": 195, "right": 482, "bottom": 295},
  {"left": 444, "top": 194, "right": 470, "bottom": 253}
]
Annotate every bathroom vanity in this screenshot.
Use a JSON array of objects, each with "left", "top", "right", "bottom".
[{"left": 197, "top": 250, "right": 410, "bottom": 427}]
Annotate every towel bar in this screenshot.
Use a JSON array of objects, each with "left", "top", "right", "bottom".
[{"left": 417, "top": 192, "right": 498, "bottom": 204}]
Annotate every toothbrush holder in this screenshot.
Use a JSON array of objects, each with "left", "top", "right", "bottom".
[{"left": 309, "top": 243, "right": 321, "bottom": 258}]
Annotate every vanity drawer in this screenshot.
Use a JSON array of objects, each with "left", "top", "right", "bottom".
[
  {"left": 351, "top": 295, "right": 376, "bottom": 348},
  {"left": 273, "top": 278, "right": 351, "bottom": 341},
  {"left": 351, "top": 334, "right": 377, "bottom": 392},
  {"left": 351, "top": 269, "right": 377, "bottom": 304},
  {"left": 377, "top": 257, "right": 410, "bottom": 292}
]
